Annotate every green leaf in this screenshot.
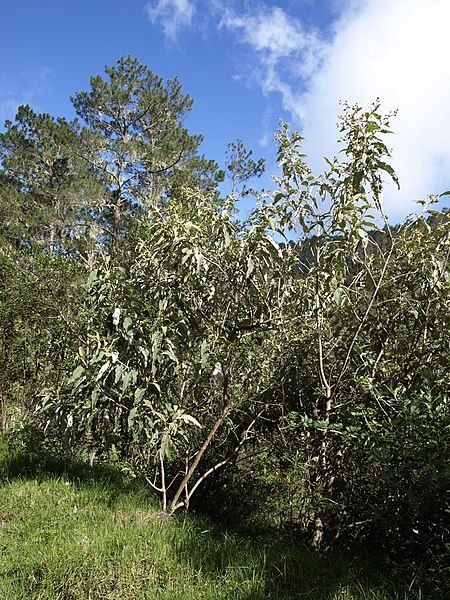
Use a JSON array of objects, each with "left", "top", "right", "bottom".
[
  {"left": 122, "top": 370, "right": 133, "bottom": 392},
  {"left": 246, "top": 256, "right": 255, "bottom": 278},
  {"left": 68, "top": 365, "right": 85, "bottom": 385},
  {"left": 223, "top": 225, "right": 231, "bottom": 248},
  {"left": 87, "top": 269, "right": 98, "bottom": 287},
  {"left": 333, "top": 287, "right": 343, "bottom": 304},
  {"left": 353, "top": 171, "right": 364, "bottom": 188},
  {"left": 139, "top": 346, "right": 149, "bottom": 366},
  {"left": 179, "top": 413, "right": 201, "bottom": 428},
  {"left": 128, "top": 407, "right": 138, "bottom": 428},
  {"left": 114, "top": 364, "right": 123, "bottom": 385},
  {"left": 163, "top": 347, "right": 179, "bottom": 364},
  {"left": 123, "top": 316, "right": 133, "bottom": 332},
  {"left": 161, "top": 433, "right": 174, "bottom": 460},
  {"left": 194, "top": 247, "right": 204, "bottom": 272},
  {"left": 378, "top": 161, "right": 395, "bottom": 176},
  {"left": 134, "top": 388, "right": 145, "bottom": 403},
  {"left": 96, "top": 362, "right": 110, "bottom": 381},
  {"left": 200, "top": 339, "right": 209, "bottom": 367}
]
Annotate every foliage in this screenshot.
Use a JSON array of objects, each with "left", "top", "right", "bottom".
[
  {"left": 0, "top": 242, "right": 85, "bottom": 428},
  {"left": 0, "top": 105, "right": 100, "bottom": 255},
  {"left": 0, "top": 59, "right": 448, "bottom": 590},
  {"left": 72, "top": 56, "right": 223, "bottom": 250},
  {"left": 43, "top": 185, "right": 295, "bottom": 511},
  {"left": 225, "top": 138, "right": 265, "bottom": 197},
  {"left": 258, "top": 104, "right": 449, "bottom": 564}
]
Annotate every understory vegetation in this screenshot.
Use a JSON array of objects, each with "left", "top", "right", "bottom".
[
  {"left": 0, "top": 57, "right": 448, "bottom": 597},
  {"left": 0, "top": 451, "right": 434, "bottom": 599}
]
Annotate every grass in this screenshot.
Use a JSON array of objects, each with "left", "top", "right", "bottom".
[{"left": 0, "top": 452, "right": 428, "bottom": 599}]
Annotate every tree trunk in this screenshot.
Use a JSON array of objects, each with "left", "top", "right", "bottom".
[
  {"left": 111, "top": 189, "right": 121, "bottom": 251},
  {"left": 168, "top": 404, "right": 230, "bottom": 513}
]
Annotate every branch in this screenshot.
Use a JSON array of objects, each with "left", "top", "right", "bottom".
[
  {"left": 332, "top": 240, "right": 396, "bottom": 398},
  {"left": 186, "top": 410, "right": 263, "bottom": 503},
  {"left": 168, "top": 375, "right": 231, "bottom": 513}
]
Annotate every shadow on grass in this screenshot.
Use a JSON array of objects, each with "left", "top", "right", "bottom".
[
  {"left": 0, "top": 430, "right": 434, "bottom": 600},
  {"left": 169, "top": 513, "right": 417, "bottom": 600},
  {"left": 0, "top": 426, "right": 156, "bottom": 511}
]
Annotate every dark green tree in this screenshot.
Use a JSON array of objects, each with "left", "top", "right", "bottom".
[
  {"left": 0, "top": 105, "right": 99, "bottom": 255},
  {"left": 71, "top": 56, "right": 222, "bottom": 250}
]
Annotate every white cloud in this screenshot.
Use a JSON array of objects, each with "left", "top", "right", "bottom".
[
  {"left": 146, "top": 0, "right": 450, "bottom": 216},
  {"left": 223, "top": 7, "right": 313, "bottom": 60},
  {"left": 222, "top": 0, "right": 450, "bottom": 218},
  {"left": 221, "top": 5, "right": 323, "bottom": 116},
  {"left": 145, "top": 0, "right": 195, "bottom": 41},
  {"left": 298, "top": 0, "right": 450, "bottom": 216}
]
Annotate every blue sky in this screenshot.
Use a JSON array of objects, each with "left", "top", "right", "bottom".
[{"left": 1, "top": 0, "right": 449, "bottom": 219}]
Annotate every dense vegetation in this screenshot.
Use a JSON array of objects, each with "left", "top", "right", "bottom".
[{"left": 0, "top": 57, "right": 448, "bottom": 597}]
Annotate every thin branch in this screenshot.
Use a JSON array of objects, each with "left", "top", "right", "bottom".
[
  {"left": 332, "top": 239, "right": 396, "bottom": 399},
  {"left": 186, "top": 410, "right": 264, "bottom": 502}
]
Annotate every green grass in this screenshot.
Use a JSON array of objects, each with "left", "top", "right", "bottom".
[{"left": 0, "top": 459, "right": 426, "bottom": 599}]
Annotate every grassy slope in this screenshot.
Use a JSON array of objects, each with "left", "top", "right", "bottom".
[{"left": 0, "top": 465, "right": 424, "bottom": 600}]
